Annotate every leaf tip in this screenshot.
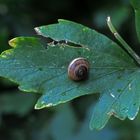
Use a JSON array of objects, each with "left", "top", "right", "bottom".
[
  {"left": 58, "top": 19, "right": 74, "bottom": 24},
  {"left": 34, "top": 27, "right": 41, "bottom": 35},
  {"left": 34, "top": 104, "right": 41, "bottom": 110},
  {"left": 89, "top": 123, "right": 94, "bottom": 130},
  {"left": 8, "top": 38, "right": 18, "bottom": 48},
  {"left": 89, "top": 120, "right": 103, "bottom": 131},
  {"left": 58, "top": 19, "right": 67, "bottom": 23},
  {"left": 34, "top": 103, "right": 45, "bottom": 110},
  {"left": 35, "top": 101, "right": 54, "bottom": 110}
]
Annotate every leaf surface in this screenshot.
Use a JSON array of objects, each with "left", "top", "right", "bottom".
[{"left": 0, "top": 20, "right": 139, "bottom": 129}]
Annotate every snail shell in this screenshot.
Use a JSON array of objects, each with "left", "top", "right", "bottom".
[{"left": 68, "top": 57, "right": 89, "bottom": 81}]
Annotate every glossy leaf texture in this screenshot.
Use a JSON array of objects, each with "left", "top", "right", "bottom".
[
  {"left": 0, "top": 20, "right": 140, "bottom": 130},
  {"left": 131, "top": 0, "right": 140, "bottom": 42}
]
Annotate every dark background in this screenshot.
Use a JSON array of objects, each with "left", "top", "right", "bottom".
[{"left": 0, "top": 0, "right": 140, "bottom": 140}]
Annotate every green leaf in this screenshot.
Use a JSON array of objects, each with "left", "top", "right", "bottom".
[
  {"left": 35, "top": 20, "right": 140, "bottom": 129},
  {"left": 49, "top": 104, "right": 77, "bottom": 140},
  {"left": 0, "top": 27, "right": 10, "bottom": 53},
  {"left": 131, "top": 0, "right": 140, "bottom": 42},
  {"left": 0, "top": 91, "right": 37, "bottom": 116},
  {"left": 0, "top": 20, "right": 139, "bottom": 130},
  {"left": 69, "top": 103, "right": 118, "bottom": 140},
  {"left": 94, "top": 6, "right": 130, "bottom": 29}
]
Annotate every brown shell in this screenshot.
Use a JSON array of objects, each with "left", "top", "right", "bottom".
[{"left": 68, "top": 57, "right": 89, "bottom": 81}]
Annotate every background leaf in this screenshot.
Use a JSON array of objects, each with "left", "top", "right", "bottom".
[
  {"left": 131, "top": 0, "right": 140, "bottom": 42},
  {"left": 0, "top": 91, "right": 37, "bottom": 116}
]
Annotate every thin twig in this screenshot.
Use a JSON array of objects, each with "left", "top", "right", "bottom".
[{"left": 107, "top": 16, "right": 140, "bottom": 66}]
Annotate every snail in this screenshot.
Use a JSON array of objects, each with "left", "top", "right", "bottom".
[{"left": 68, "top": 57, "right": 89, "bottom": 81}]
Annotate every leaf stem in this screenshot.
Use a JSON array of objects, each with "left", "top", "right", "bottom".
[{"left": 107, "top": 16, "right": 140, "bottom": 66}]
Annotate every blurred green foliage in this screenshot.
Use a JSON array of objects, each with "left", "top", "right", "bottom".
[{"left": 0, "top": 0, "right": 140, "bottom": 140}]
